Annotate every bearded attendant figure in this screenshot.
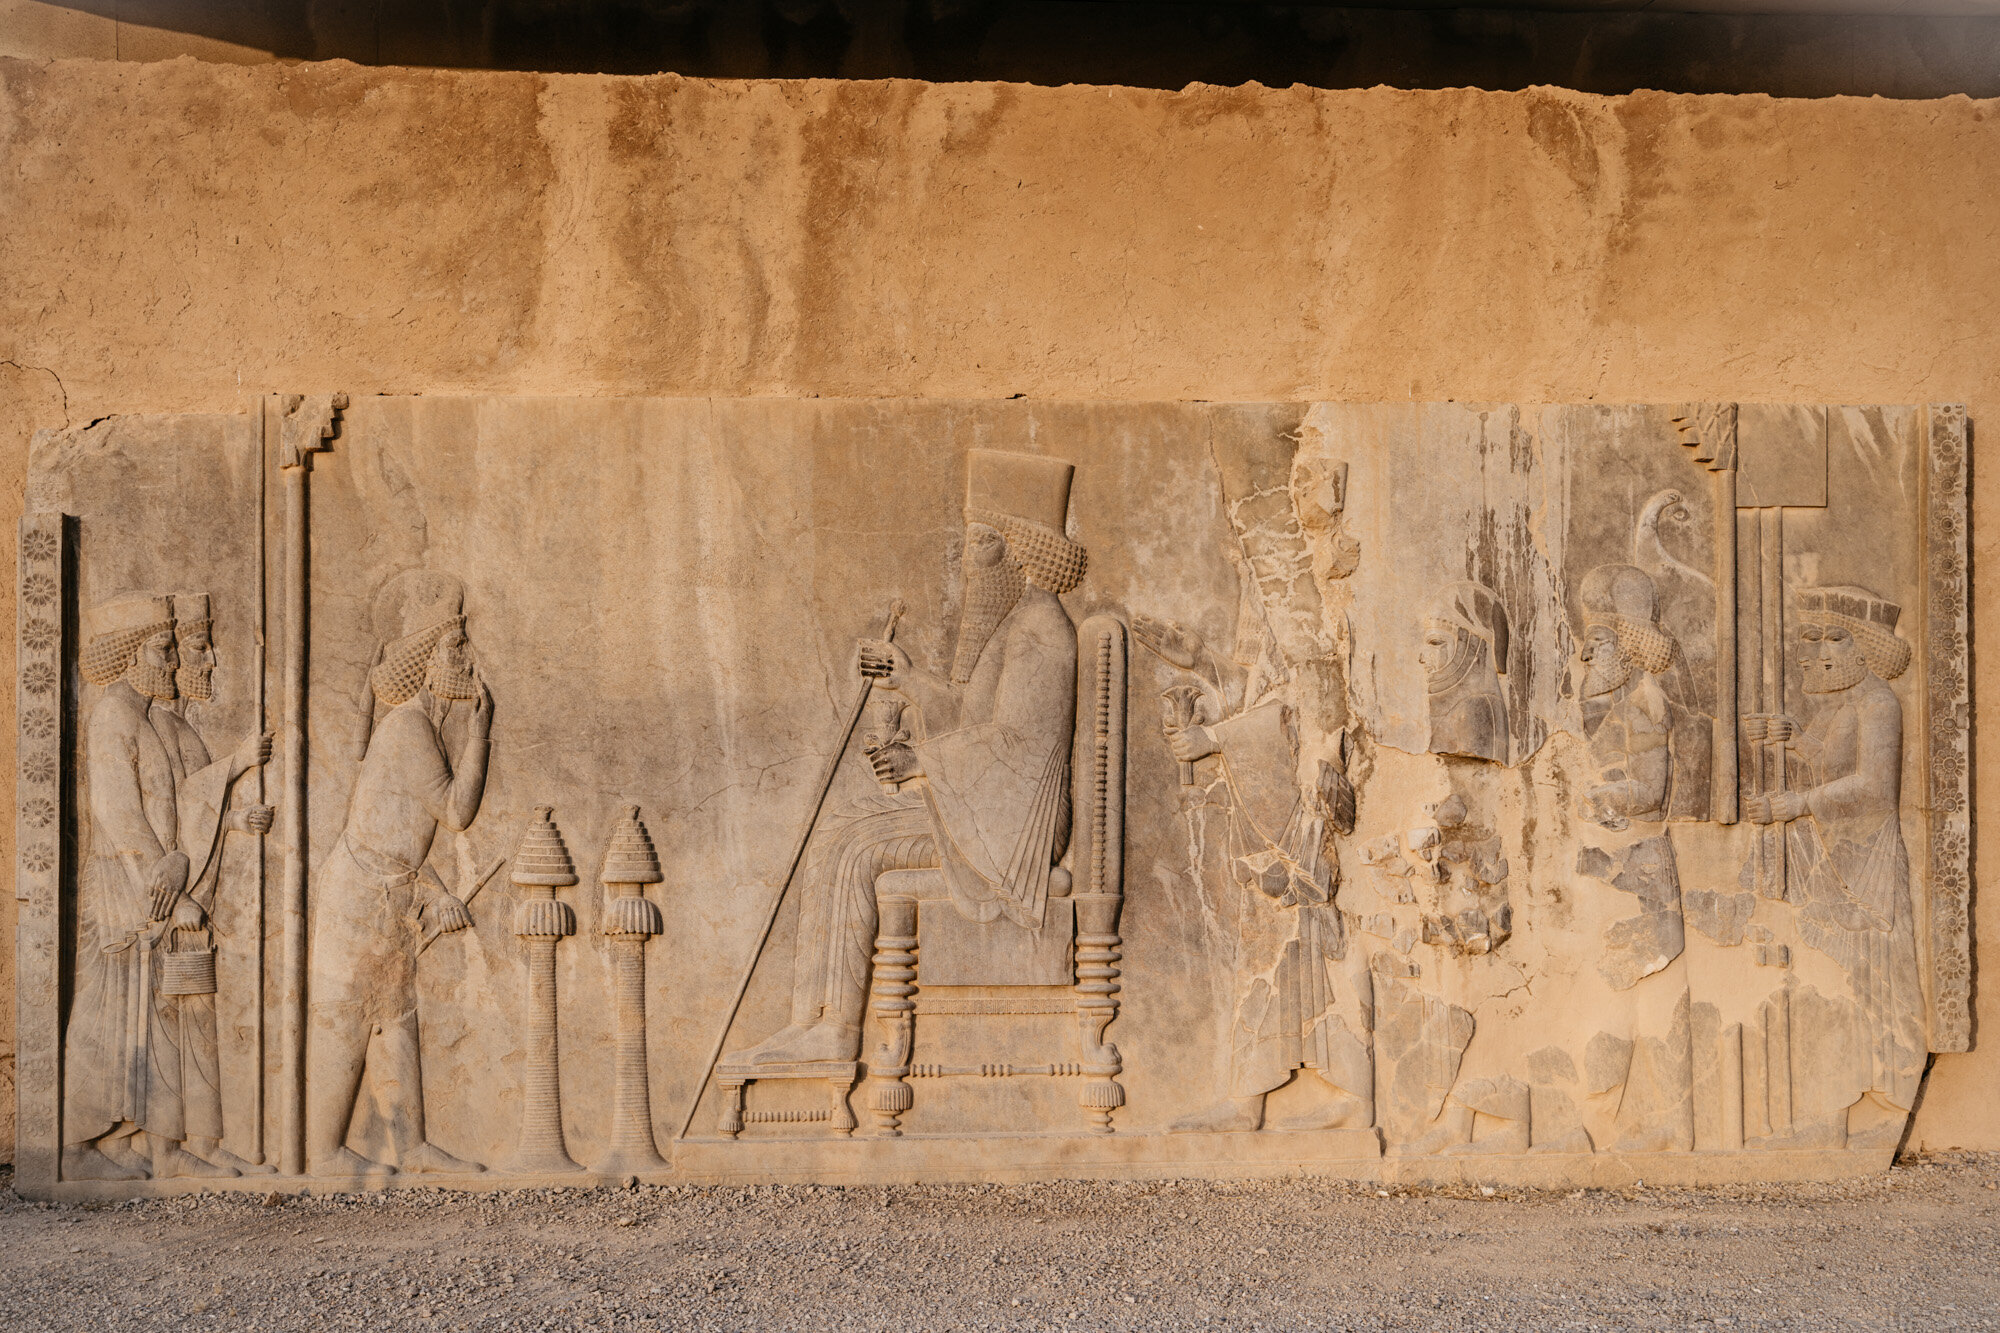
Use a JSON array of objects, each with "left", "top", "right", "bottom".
[
  {"left": 63, "top": 595, "right": 271, "bottom": 1181},
  {"left": 306, "top": 570, "right": 489, "bottom": 1177},
  {"left": 730, "top": 450, "right": 1084, "bottom": 1068},
  {"left": 149, "top": 593, "right": 278, "bottom": 1175},
  {"left": 1419, "top": 581, "right": 1511, "bottom": 765},
  {"left": 1578, "top": 564, "right": 1713, "bottom": 827},
  {"left": 1746, "top": 585, "right": 1924, "bottom": 1142}
]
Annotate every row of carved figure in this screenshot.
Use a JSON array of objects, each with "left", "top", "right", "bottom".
[
  {"left": 1133, "top": 534, "right": 1921, "bottom": 1152},
  {"left": 58, "top": 446, "right": 1924, "bottom": 1169},
  {"left": 62, "top": 451, "right": 1123, "bottom": 1175},
  {"left": 61, "top": 571, "right": 682, "bottom": 1180}
]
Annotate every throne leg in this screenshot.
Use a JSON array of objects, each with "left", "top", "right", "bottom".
[
  {"left": 866, "top": 895, "right": 919, "bottom": 1137},
  {"left": 718, "top": 1078, "right": 747, "bottom": 1140},
  {"left": 1074, "top": 892, "right": 1125, "bottom": 1133},
  {"left": 828, "top": 1072, "right": 858, "bottom": 1137}
]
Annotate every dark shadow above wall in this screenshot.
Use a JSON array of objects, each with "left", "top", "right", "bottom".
[{"left": 21, "top": 0, "right": 2000, "bottom": 97}]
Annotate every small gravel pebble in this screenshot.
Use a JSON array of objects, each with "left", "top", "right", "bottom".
[{"left": 3, "top": 1152, "right": 1995, "bottom": 1330}]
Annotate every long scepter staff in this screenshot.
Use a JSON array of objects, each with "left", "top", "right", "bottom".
[{"left": 674, "top": 599, "right": 905, "bottom": 1140}]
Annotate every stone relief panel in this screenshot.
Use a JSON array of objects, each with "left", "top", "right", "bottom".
[
  {"left": 11, "top": 397, "right": 1970, "bottom": 1198},
  {"left": 23, "top": 413, "right": 272, "bottom": 1187}
]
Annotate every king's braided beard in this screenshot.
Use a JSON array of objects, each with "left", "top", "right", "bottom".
[{"left": 951, "top": 553, "right": 1027, "bottom": 684}]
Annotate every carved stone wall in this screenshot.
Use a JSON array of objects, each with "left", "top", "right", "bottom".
[
  {"left": 3, "top": 63, "right": 1998, "bottom": 1168},
  {"left": 9, "top": 395, "right": 1967, "bottom": 1197}
]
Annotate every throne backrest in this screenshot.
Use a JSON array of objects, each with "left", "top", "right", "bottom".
[{"left": 1068, "top": 614, "right": 1127, "bottom": 903}]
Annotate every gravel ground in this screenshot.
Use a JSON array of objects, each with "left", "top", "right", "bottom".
[{"left": 1, "top": 1153, "right": 1996, "bottom": 1331}]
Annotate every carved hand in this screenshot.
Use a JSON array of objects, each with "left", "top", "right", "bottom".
[
  {"left": 236, "top": 803, "right": 276, "bottom": 835},
  {"left": 867, "top": 741, "right": 922, "bottom": 785},
  {"left": 471, "top": 676, "right": 493, "bottom": 730},
  {"left": 1744, "top": 791, "right": 1806, "bottom": 824},
  {"left": 1741, "top": 714, "right": 1796, "bottom": 745},
  {"left": 1767, "top": 790, "right": 1808, "bottom": 823},
  {"left": 234, "top": 730, "right": 275, "bottom": 774},
  {"left": 1132, "top": 614, "right": 1205, "bottom": 671},
  {"left": 170, "top": 896, "right": 206, "bottom": 932},
  {"left": 857, "top": 638, "right": 911, "bottom": 691},
  {"left": 1164, "top": 723, "right": 1220, "bottom": 763},
  {"left": 147, "top": 850, "right": 191, "bottom": 922},
  {"left": 430, "top": 893, "right": 473, "bottom": 935}
]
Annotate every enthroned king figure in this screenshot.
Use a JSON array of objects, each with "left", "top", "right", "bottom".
[{"left": 730, "top": 449, "right": 1086, "bottom": 1067}]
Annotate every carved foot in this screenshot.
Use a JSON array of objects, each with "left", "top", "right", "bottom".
[
  {"left": 726, "top": 1021, "right": 860, "bottom": 1067},
  {"left": 1844, "top": 1094, "right": 1904, "bottom": 1150},
  {"left": 1387, "top": 1121, "right": 1469, "bottom": 1158},
  {"left": 1609, "top": 1122, "right": 1690, "bottom": 1154},
  {"left": 724, "top": 1022, "right": 816, "bottom": 1066},
  {"left": 1274, "top": 1093, "right": 1373, "bottom": 1133},
  {"left": 1844, "top": 1120, "right": 1900, "bottom": 1151},
  {"left": 309, "top": 1146, "right": 396, "bottom": 1180},
  {"left": 187, "top": 1139, "right": 277, "bottom": 1175},
  {"left": 1167, "top": 1096, "right": 1264, "bottom": 1134},
  {"left": 63, "top": 1144, "right": 148, "bottom": 1182},
  {"left": 1756, "top": 1116, "right": 1850, "bottom": 1151},
  {"left": 100, "top": 1133, "right": 154, "bottom": 1175},
  {"left": 151, "top": 1142, "right": 240, "bottom": 1180},
  {"left": 1441, "top": 1124, "right": 1530, "bottom": 1156},
  {"left": 401, "top": 1141, "right": 484, "bottom": 1174}
]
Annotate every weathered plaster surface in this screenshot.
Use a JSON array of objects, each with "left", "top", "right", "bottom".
[{"left": 0, "top": 59, "right": 1996, "bottom": 1158}]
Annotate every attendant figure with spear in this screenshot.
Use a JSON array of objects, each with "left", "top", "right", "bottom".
[{"left": 1744, "top": 584, "right": 1925, "bottom": 1142}]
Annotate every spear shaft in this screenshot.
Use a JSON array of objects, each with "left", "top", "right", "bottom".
[{"left": 674, "top": 600, "right": 905, "bottom": 1141}]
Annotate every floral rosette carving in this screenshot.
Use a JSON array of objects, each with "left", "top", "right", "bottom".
[
  {"left": 18, "top": 517, "right": 64, "bottom": 922},
  {"left": 1925, "top": 405, "right": 1972, "bottom": 1052}
]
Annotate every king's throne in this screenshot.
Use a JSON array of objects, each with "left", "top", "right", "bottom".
[{"left": 717, "top": 614, "right": 1127, "bottom": 1139}]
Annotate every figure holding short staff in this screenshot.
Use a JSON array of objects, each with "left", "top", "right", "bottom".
[{"left": 679, "top": 451, "right": 1091, "bottom": 1135}]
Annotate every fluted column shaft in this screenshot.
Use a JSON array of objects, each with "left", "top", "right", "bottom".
[{"left": 511, "top": 889, "right": 580, "bottom": 1173}]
